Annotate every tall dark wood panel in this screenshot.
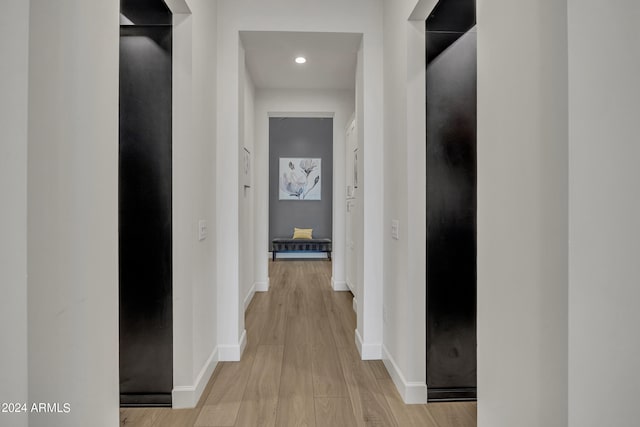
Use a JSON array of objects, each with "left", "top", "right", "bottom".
[
  {"left": 119, "top": 7, "right": 173, "bottom": 406},
  {"left": 426, "top": 0, "right": 477, "bottom": 402}
]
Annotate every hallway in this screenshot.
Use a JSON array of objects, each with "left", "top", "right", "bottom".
[{"left": 120, "top": 260, "right": 476, "bottom": 426}]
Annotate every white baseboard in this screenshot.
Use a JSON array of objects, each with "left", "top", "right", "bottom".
[
  {"left": 346, "top": 279, "right": 354, "bottom": 293},
  {"left": 331, "top": 277, "right": 349, "bottom": 291},
  {"left": 244, "top": 283, "right": 256, "bottom": 311},
  {"left": 172, "top": 346, "right": 219, "bottom": 409},
  {"left": 254, "top": 279, "right": 269, "bottom": 292},
  {"left": 347, "top": 280, "right": 356, "bottom": 311},
  {"left": 218, "top": 329, "right": 247, "bottom": 361},
  {"left": 382, "top": 345, "right": 428, "bottom": 404},
  {"left": 355, "top": 328, "right": 363, "bottom": 355},
  {"left": 354, "top": 329, "right": 382, "bottom": 360}
]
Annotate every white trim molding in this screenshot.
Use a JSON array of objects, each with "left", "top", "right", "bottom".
[
  {"left": 254, "top": 279, "right": 269, "bottom": 292},
  {"left": 382, "top": 345, "right": 428, "bottom": 404},
  {"left": 354, "top": 329, "right": 382, "bottom": 360},
  {"left": 244, "top": 283, "right": 256, "bottom": 311},
  {"left": 352, "top": 297, "right": 357, "bottom": 313},
  {"left": 172, "top": 346, "right": 219, "bottom": 409},
  {"left": 331, "top": 277, "right": 349, "bottom": 291},
  {"left": 218, "top": 329, "right": 247, "bottom": 361}
]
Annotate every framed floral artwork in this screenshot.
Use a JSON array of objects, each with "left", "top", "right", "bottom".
[{"left": 279, "top": 157, "right": 321, "bottom": 200}]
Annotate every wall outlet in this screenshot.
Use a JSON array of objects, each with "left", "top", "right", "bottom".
[
  {"left": 198, "top": 220, "right": 207, "bottom": 241},
  {"left": 391, "top": 220, "right": 399, "bottom": 240}
]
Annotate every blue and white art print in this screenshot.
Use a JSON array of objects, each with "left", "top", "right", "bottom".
[{"left": 279, "top": 157, "right": 321, "bottom": 200}]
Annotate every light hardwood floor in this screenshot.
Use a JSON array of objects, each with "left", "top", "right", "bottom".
[{"left": 120, "top": 260, "right": 476, "bottom": 427}]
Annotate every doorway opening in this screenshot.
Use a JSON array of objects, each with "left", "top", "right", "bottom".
[{"left": 238, "top": 30, "right": 361, "bottom": 316}]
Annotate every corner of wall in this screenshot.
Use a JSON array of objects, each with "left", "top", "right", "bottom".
[
  {"left": 172, "top": 346, "right": 219, "bottom": 409},
  {"left": 331, "top": 277, "right": 350, "bottom": 291},
  {"left": 255, "top": 278, "right": 269, "bottom": 292},
  {"left": 382, "top": 345, "right": 427, "bottom": 404},
  {"left": 218, "top": 329, "right": 247, "bottom": 362},
  {"left": 244, "top": 282, "right": 256, "bottom": 311},
  {"left": 355, "top": 329, "right": 382, "bottom": 360},
  {"left": 172, "top": 0, "right": 219, "bottom": 409},
  {"left": 27, "top": 2, "right": 121, "bottom": 425},
  {"left": 380, "top": 0, "right": 429, "bottom": 403}
]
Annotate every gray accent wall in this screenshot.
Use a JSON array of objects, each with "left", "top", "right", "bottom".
[{"left": 269, "top": 117, "right": 333, "bottom": 248}]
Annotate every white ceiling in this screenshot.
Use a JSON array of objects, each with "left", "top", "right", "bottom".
[{"left": 240, "top": 31, "right": 362, "bottom": 91}]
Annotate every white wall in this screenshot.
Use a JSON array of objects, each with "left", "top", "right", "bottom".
[
  {"left": 216, "top": 0, "right": 384, "bottom": 360},
  {"left": 383, "top": 0, "right": 640, "bottom": 422},
  {"left": 172, "top": 10, "right": 195, "bottom": 407},
  {"left": 240, "top": 44, "right": 257, "bottom": 310},
  {"left": 567, "top": 2, "right": 640, "bottom": 426},
  {"left": 477, "top": 1, "right": 569, "bottom": 426},
  {"left": 0, "top": 1, "right": 29, "bottom": 426},
  {"left": 345, "top": 116, "right": 358, "bottom": 298},
  {"left": 27, "top": 1, "right": 120, "bottom": 426},
  {"left": 381, "top": 0, "right": 432, "bottom": 403},
  {"left": 254, "top": 89, "right": 355, "bottom": 293},
  {"left": 11, "top": 0, "right": 219, "bottom": 419},
  {"left": 171, "top": 0, "right": 219, "bottom": 408},
  {"left": 215, "top": 6, "right": 243, "bottom": 361}
]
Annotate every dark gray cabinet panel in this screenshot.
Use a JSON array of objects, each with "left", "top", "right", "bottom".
[
  {"left": 426, "top": 19, "right": 477, "bottom": 401},
  {"left": 121, "top": 0, "right": 172, "bottom": 26},
  {"left": 425, "top": 0, "right": 475, "bottom": 64},
  {"left": 119, "top": 24, "right": 173, "bottom": 407}
]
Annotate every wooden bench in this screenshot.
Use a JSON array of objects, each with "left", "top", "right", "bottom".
[{"left": 271, "top": 238, "right": 332, "bottom": 261}]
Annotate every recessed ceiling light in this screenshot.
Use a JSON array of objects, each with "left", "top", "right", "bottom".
[{"left": 295, "top": 56, "right": 307, "bottom": 64}]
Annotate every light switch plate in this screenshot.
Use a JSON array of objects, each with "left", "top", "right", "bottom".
[
  {"left": 391, "top": 220, "right": 399, "bottom": 240},
  {"left": 198, "top": 220, "right": 207, "bottom": 241}
]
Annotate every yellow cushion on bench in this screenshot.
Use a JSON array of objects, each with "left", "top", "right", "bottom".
[{"left": 292, "top": 227, "right": 313, "bottom": 239}]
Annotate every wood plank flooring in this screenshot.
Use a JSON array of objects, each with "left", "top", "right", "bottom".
[{"left": 120, "top": 260, "right": 476, "bottom": 427}]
